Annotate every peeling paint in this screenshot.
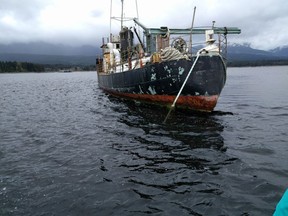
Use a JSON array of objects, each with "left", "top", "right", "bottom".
[
  {"left": 138, "top": 85, "right": 144, "bottom": 94},
  {"left": 148, "top": 86, "right": 156, "bottom": 95},
  {"left": 164, "top": 65, "right": 172, "bottom": 75},
  {"left": 177, "top": 67, "right": 185, "bottom": 81},
  {"left": 178, "top": 67, "right": 185, "bottom": 75},
  {"left": 150, "top": 73, "right": 156, "bottom": 81}
]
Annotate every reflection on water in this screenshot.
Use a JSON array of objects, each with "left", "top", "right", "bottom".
[
  {"left": 98, "top": 98, "right": 248, "bottom": 215},
  {"left": 1, "top": 69, "right": 288, "bottom": 215},
  {"left": 113, "top": 97, "right": 226, "bottom": 150}
]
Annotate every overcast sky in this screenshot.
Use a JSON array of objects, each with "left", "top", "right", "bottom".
[{"left": 1, "top": 0, "right": 287, "bottom": 50}]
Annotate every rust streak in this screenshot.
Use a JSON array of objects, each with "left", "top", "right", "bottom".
[{"left": 102, "top": 89, "right": 219, "bottom": 112}]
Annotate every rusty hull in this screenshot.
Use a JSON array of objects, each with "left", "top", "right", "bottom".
[
  {"left": 97, "top": 55, "right": 226, "bottom": 112},
  {"left": 101, "top": 88, "right": 219, "bottom": 112}
]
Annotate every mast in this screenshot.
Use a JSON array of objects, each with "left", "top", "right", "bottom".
[
  {"left": 121, "top": 0, "right": 124, "bottom": 30},
  {"left": 110, "top": 0, "right": 113, "bottom": 42},
  {"left": 135, "top": 0, "right": 142, "bottom": 44},
  {"left": 135, "top": 0, "right": 139, "bottom": 20},
  {"left": 189, "top": 7, "right": 196, "bottom": 55}
]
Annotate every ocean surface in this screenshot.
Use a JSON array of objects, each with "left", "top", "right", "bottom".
[{"left": 1, "top": 66, "right": 288, "bottom": 216}]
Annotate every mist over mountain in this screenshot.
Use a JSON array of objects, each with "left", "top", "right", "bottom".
[
  {"left": 0, "top": 42, "right": 101, "bottom": 56},
  {"left": 0, "top": 53, "right": 97, "bottom": 66},
  {"left": 0, "top": 42, "right": 101, "bottom": 65},
  {"left": 227, "top": 43, "right": 287, "bottom": 61},
  {"left": 0, "top": 42, "right": 288, "bottom": 66},
  {"left": 270, "top": 46, "right": 288, "bottom": 57}
]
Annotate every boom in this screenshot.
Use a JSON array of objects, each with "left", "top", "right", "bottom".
[{"left": 133, "top": 18, "right": 241, "bottom": 35}]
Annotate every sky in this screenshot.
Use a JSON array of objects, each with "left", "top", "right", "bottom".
[{"left": 1, "top": 0, "right": 288, "bottom": 50}]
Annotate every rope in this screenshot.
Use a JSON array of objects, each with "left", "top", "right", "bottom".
[
  {"left": 163, "top": 53, "right": 200, "bottom": 123},
  {"left": 160, "top": 47, "right": 188, "bottom": 62}
]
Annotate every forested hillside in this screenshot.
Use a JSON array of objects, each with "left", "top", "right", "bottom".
[{"left": 0, "top": 61, "right": 45, "bottom": 73}]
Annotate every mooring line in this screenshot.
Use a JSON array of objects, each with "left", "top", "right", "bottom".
[{"left": 163, "top": 54, "right": 200, "bottom": 124}]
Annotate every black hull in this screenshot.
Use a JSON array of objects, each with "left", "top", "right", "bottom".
[{"left": 97, "top": 54, "right": 226, "bottom": 112}]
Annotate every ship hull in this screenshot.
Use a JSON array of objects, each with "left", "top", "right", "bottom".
[{"left": 97, "top": 54, "right": 226, "bottom": 112}]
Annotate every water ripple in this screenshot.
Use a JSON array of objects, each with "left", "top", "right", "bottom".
[{"left": 1, "top": 69, "right": 288, "bottom": 215}]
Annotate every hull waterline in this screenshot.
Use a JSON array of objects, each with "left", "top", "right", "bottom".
[{"left": 100, "top": 88, "right": 219, "bottom": 112}]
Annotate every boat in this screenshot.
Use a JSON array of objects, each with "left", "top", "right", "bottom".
[{"left": 96, "top": 1, "right": 241, "bottom": 113}]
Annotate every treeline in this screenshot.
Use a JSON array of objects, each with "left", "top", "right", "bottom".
[
  {"left": 0, "top": 61, "right": 45, "bottom": 73},
  {"left": 0, "top": 61, "right": 95, "bottom": 73},
  {"left": 44, "top": 64, "right": 95, "bottom": 72}
]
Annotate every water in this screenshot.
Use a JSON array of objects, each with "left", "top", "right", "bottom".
[{"left": 0, "top": 66, "right": 288, "bottom": 216}]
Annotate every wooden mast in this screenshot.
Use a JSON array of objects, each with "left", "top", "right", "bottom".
[{"left": 121, "top": 0, "right": 124, "bottom": 30}]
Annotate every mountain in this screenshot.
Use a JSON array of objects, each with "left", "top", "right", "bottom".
[
  {"left": 0, "top": 42, "right": 102, "bottom": 66},
  {"left": 0, "top": 42, "right": 288, "bottom": 66},
  {"left": 270, "top": 46, "right": 288, "bottom": 57},
  {"left": 227, "top": 44, "right": 288, "bottom": 61},
  {"left": 0, "top": 42, "right": 101, "bottom": 56}
]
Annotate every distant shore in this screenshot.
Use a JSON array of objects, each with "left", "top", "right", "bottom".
[
  {"left": 227, "top": 59, "right": 288, "bottom": 67},
  {"left": 1, "top": 60, "right": 288, "bottom": 73},
  {"left": 0, "top": 61, "right": 95, "bottom": 73}
]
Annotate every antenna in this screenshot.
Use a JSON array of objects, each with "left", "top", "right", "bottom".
[
  {"left": 189, "top": 7, "right": 196, "bottom": 55},
  {"left": 121, "top": 0, "right": 124, "bottom": 30},
  {"left": 135, "top": 0, "right": 139, "bottom": 20},
  {"left": 109, "top": 0, "right": 113, "bottom": 42},
  {"left": 135, "top": 0, "right": 141, "bottom": 41}
]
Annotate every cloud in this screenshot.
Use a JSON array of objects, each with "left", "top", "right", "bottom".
[
  {"left": 0, "top": 0, "right": 45, "bottom": 20},
  {"left": 193, "top": 0, "right": 288, "bottom": 50},
  {"left": 0, "top": 0, "right": 287, "bottom": 50},
  {"left": 0, "top": 0, "right": 109, "bottom": 45},
  {"left": 0, "top": 0, "right": 50, "bottom": 43}
]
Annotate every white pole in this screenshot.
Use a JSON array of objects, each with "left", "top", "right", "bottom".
[
  {"left": 135, "top": 0, "right": 139, "bottom": 20},
  {"left": 121, "top": 0, "right": 124, "bottom": 30},
  {"left": 135, "top": 0, "right": 141, "bottom": 38},
  {"left": 110, "top": 0, "right": 113, "bottom": 42},
  {"left": 163, "top": 54, "right": 200, "bottom": 123},
  {"left": 189, "top": 7, "right": 196, "bottom": 55}
]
